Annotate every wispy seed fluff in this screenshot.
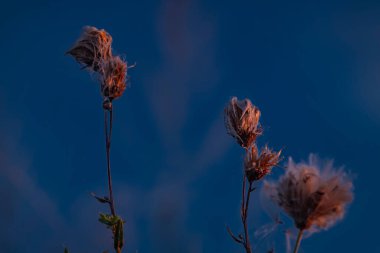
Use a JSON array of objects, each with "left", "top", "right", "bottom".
[
  {"left": 224, "top": 97, "right": 262, "bottom": 149},
  {"left": 67, "top": 26, "right": 128, "bottom": 107},
  {"left": 244, "top": 145, "right": 281, "bottom": 182},
  {"left": 264, "top": 155, "right": 353, "bottom": 231}
]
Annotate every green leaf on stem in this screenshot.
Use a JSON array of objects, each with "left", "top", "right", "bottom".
[
  {"left": 98, "top": 213, "right": 125, "bottom": 252},
  {"left": 99, "top": 213, "right": 119, "bottom": 227},
  {"left": 114, "top": 219, "right": 124, "bottom": 251}
]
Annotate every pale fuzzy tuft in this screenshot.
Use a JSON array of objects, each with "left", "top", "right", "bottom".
[
  {"left": 244, "top": 145, "right": 281, "bottom": 182},
  {"left": 265, "top": 154, "right": 353, "bottom": 231},
  {"left": 224, "top": 97, "right": 262, "bottom": 148}
]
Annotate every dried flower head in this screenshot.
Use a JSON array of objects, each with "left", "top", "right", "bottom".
[
  {"left": 224, "top": 97, "right": 262, "bottom": 148},
  {"left": 101, "top": 56, "right": 127, "bottom": 100},
  {"left": 67, "top": 26, "right": 130, "bottom": 108},
  {"left": 265, "top": 155, "right": 353, "bottom": 231},
  {"left": 244, "top": 145, "right": 281, "bottom": 182},
  {"left": 67, "top": 26, "right": 112, "bottom": 72}
]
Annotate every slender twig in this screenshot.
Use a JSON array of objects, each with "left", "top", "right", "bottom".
[
  {"left": 104, "top": 108, "right": 116, "bottom": 216},
  {"left": 293, "top": 229, "right": 304, "bottom": 253},
  {"left": 226, "top": 225, "right": 244, "bottom": 244}
]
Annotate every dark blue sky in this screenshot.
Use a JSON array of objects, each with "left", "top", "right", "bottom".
[{"left": 0, "top": 0, "right": 379, "bottom": 252}]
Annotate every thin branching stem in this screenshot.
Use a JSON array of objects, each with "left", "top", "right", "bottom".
[
  {"left": 104, "top": 108, "right": 116, "bottom": 216},
  {"left": 293, "top": 229, "right": 304, "bottom": 253},
  {"left": 228, "top": 148, "right": 255, "bottom": 253}
]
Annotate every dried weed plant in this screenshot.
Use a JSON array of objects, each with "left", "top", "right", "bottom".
[
  {"left": 225, "top": 97, "right": 281, "bottom": 253},
  {"left": 224, "top": 97, "right": 353, "bottom": 253},
  {"left": 63, "top": 26, "right": 355, "bottom": 253},
  {"left": 67, "top": 26, "right": 130, "bottom": 253}
]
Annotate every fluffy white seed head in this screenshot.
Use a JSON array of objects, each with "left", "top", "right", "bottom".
[{"left": 265, "top": 155, "right": 353, "bottom": 231}]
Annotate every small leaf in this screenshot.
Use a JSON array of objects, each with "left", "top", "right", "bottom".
[
  {"left": 91, "top": 192, "right": 110, "bottom": 204},
  {"left": 98, "top": 213, "right": 121, "bottom": 228},
  {"left": 99, "top": 213, "right": 112, "bottom": 227}
]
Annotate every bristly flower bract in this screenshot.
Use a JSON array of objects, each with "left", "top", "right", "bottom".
[{"left": 244, "top": 145, "right": 281, "bottom": 182}]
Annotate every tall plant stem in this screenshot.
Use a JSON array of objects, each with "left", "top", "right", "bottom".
[
  {"left": 242, "top": 179, "right": 253, "bottom": 253},
  {"left": 293, "top": 229, "right": 304, "bottom": 253},
  {"left": 104, "top": 108, "right": 116, "bottom": 216}
]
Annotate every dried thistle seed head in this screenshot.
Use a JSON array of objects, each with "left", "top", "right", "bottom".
[
  {"left": 100, "top": 56, "right": 127, "bottom": 100},
  {"left": 224, "top": 97, "right": 262, "bottom": 148},
  {"left": 67, "top": 26, "right": 131, "bottom": 107},
  {"left": 67, "top": 26, "right": 112, "bottom": 72},
  {"left": 265, "top": 155, "right": 353, "bottom": 231},
  {"left": 244, "top": 145, "right": 281, "bottom": 182}
]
